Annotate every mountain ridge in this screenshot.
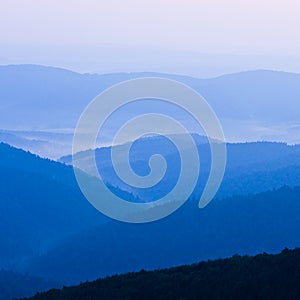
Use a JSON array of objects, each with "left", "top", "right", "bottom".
[
  {"left": 2, "top": 63, "right": 300, "bottom": 79},
  {"left": 2, "top": 64, "right": 300, "bottom": 157}
]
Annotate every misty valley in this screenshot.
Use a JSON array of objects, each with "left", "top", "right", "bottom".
[{"left": 1, "top": 65, "right": 300, "bottom": 299}]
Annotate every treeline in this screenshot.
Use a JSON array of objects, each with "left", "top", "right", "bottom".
[{"left": 21, "top": 248, "right": 300, "bottom": 300}]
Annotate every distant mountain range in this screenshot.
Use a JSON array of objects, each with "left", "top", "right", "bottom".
[
  {"left": 1, "top": 65, "right": 300, "bottom": 159},
  {"left": 1, "top": 64, "right": 300, "bottom": 127}
]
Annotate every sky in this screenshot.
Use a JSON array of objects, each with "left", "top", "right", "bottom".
[{"left": 1, "top": 0, "right": 300, "bottom": 76}]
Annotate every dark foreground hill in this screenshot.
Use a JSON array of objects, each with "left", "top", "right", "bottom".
[{"left": 21, "top": 248, "right": 300, "bottom": 300}]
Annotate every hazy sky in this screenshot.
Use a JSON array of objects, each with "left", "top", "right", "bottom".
[{"left": 1, "top": 0, "right": 300, "bottom": 76}]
